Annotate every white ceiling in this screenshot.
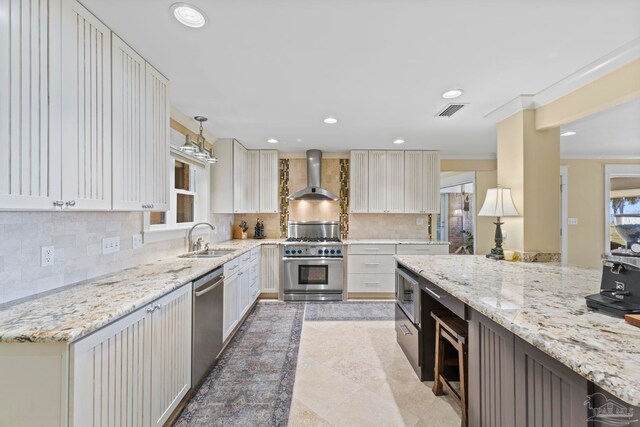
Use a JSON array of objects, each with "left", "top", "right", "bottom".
[
  {"left": 560, "top": 98, "right": 640, "bottom": 157},
  {"left": 82, "top": 0, "right": 640, "bottom": 155}
]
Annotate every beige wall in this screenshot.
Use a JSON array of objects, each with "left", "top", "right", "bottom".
[
  {"left": 475, "top": 170, "right": 498, "bottom": 255},
  {"left": 562, "top": 158, "right": 640, "bottom": 268}
]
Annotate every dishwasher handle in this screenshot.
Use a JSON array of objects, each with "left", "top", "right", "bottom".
[{"left": 195, "top": 277, "right": 224, "bottom": 297}]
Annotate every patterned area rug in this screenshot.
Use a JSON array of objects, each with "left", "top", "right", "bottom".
[
  {"left": 173, "top": 302, "right": 304, "bottom": 427},
  {"left": 304, "top": 301, "right": 395, "bottom": 321}
]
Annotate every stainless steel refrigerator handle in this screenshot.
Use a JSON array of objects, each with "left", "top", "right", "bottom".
[{"left": 195, "top": 277, "right": 224, "bottom": 297}]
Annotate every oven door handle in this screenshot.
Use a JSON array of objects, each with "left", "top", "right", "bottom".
[
  {"left": 282, "top": 257, "right": 344, "bottom": 262},
  {"left": 396, "top": 268, "right": 419, "bottom": 286}
]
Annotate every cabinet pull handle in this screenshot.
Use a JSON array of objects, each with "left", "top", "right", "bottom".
[
  {"left": 142, "top": 204, "right": 148, "bottom": 209},
  {"left": 149, "top": 204, "right": 154, "bottom": 209},
  {"left": 364, "top": 248, "right": 380, "bottom": 251},
  {"left": 365, "top": 263, "right": 380, "bottom": 266},
  {"left": 146, "top": 306, "right": 156, "bottom": 313},
  {"left": 66, "top": 200, "right": 76, "bottom": 207},
  {"left": 53, "top": 200, "right": 65, "bottom": 207},
  {"left": 400, "top": 324, "right": 412, "bottom": 336},
  {"left": 425, "top": 287, "right": 444, "bottom": 299},
  {"left": 154, "top": 303, "right": 161, "bottom": 311},
  {"left": 364, "top": 282, "right": 380, "bottom": 285}
]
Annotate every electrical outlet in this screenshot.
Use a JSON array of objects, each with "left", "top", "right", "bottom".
[
  {"left": 416, "top": 218, "right": 424, "bottom": 226},
  {"left": 568, "top": 218, "right": 579, "bottom": 225},
  {"left": 41, "top": 246, "right": 55, "bottom": 267},
  {"left": 102, "top": 237, "right": 121, "bottom": 254},
  {"left": 132, "top": 233, "right": 143, "bottom": 249},
  {"left": 502, "top": 230, "right": 508, "bottom": 243}
]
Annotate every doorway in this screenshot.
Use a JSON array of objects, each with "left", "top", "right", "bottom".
[{"left": 439, "top": 172, "right": 476, "bottom": 254}]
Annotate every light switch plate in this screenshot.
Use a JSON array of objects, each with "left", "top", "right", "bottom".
[
  {"left": 568, "top": 218, "right": 579, "bottom": 225},
  {"left": 102, "top": 237, "right": 121, "bottom": 254},
  {"left": 41, "top": 246, "right": 54, "bottom": 267},
  {"left": 502, "top": 230, "right": 508, "bottom": 243},
  {"left": 416, "top": 218, "right": 424, "bottom": 226},
  {"left": 132, "top": 233, "right": 143, "bottom": 249}
]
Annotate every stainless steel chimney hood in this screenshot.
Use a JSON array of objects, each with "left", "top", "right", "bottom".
[{"left": 287, "top": 150, "right": 339, "bottom": 201}]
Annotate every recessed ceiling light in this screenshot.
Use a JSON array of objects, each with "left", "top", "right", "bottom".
[
  {"left": 170, "top": 3, "right": 206, "bottom": 28},
  {"left": 323, "top": 117, "right": 338, "bottom": 124},
  {"left": 267, "top": 138, "right": 279, "bottom": 144},
  {"left": 296, "top": 138, "right": 303, "bottom": 142},
  {"left": 441, "top": 89, "right": 464, "bottom": 99},
  {"left": 393, "top": 139, "right": 405, "bottom": 144},
  {"left": 561, "top": 131, "right": 577, "bottom": 136}
]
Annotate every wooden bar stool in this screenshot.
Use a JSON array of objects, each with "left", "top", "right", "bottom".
[{"left": 431, "top": 310, "right": 469, "bottom": 427}]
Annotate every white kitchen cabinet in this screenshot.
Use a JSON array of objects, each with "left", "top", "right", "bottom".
[
  {"left": 347, "top": 244, "right": 397, "bottom": 295},
  {"left": 349, "top": 151, "right": 369, "bottom": 213},
  {"left": 246, "top": 150, "right": 260, "bottom": 212},
  {"left": 260, "top": 244, "right": 280, "bottom": 295},
  {"left": 223, "top": 271, "right": 239, "bottom": 341},
  {"left": 259, "top": 150, "right": 279, "bottom": 213},
  {"left": 404, "top": 151, "right": 423, "bottom": 213},
  {"left": 149, "top": 284, "right": 192, "bottom": 427},
  {"left": 250, "top": 247, "right": 261, "bottom": 302},
  {"left": 350, "top": 150, "right": 439, "bottom": 214},
  {"left": 212, "top": 140, "right": 279, "bottom": 213},
  {"left": 70, "top": 283, "right": 191, "bottom": 427},
  {"left": 60, "top": 0, "right": 112, "bottom": 210},
  {"left": 367, "top": 151, "right": 387, "bottom": 213},
  {"left": 395, "top": 244, "right": 448, "bottom": 255},
  {"left": 421, "top": 151, "right": 440, "bottom": 213},
  {"left": 144, "top": 63, "right": 170, "bottom": 212},
  {"left": 238, "top": 266, "right": 251, "bottom": 318},
  {"left": 0, "top": 0, "right": 62, "bottom": 210},
  {"left": 233, "top": 141, "right": 248, "bottom": 212},
  {"left": 111, "top": 34, "right": 146, "bottom": 211}
]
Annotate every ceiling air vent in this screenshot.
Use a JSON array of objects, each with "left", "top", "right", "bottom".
[{"left": 435, "top": 103, "right": 468, "bottom": 117}]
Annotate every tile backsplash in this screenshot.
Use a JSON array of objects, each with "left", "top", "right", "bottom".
[{"left": 0, "top": 211, "right": 232, "bottom": 305}]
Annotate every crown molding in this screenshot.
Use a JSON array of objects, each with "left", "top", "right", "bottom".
[
  {"left": 440, "top": 153, "right": 497, "bottom": 160},
  {"left": 560, "top": 153, "right": 640, "bottom": 160},
  {"left": 485, "top": 38, "right": 640, "bottom": 123}
]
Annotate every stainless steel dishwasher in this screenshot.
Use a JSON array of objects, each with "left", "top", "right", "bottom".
[{"left": 192, "top": 267, "right": 224, "bottom": 387}]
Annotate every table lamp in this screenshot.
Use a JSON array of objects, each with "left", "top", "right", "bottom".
[{"left": 478, "top": 187, "right": 519, "bottom": 260}]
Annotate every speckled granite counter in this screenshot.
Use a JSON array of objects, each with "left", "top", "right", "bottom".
[
  {"left": 0, "top": 239, "right": 284, "bottom": 344},
  {"left": 344, "top": 239, "right": 449, "bottom": 245},
  {"left": 394, "top": 255, "right": 640, "bottom": 406}
]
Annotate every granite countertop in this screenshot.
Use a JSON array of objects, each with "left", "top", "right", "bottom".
[
  {"left": 344, "top": 239, "right": 449, "bottom": 245},
  {"left": 0, "top": 239, "right": 284, "bottom": 344},
  {"left": 394, "top": 254, "right": 640, "bottom": 406}
]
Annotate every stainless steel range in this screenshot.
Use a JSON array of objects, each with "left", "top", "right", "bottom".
[{"left": 281, "top": 221, "right": 346, "bottom": 302}]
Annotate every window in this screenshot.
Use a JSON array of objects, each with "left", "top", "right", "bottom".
[{"left": 150, "top": 155, "right": 206, "bottom": 229}]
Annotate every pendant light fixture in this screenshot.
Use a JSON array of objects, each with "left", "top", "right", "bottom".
[{"left": 178, "top": 115, "right": 218, "bottom": 164}]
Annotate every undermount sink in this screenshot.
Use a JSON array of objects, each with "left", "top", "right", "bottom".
[{"left": 181, "top": 249, "right": 236, "bottom": 259}]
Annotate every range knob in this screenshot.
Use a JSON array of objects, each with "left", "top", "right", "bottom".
[
  {"left": 324, "top": 249, "right": 330, "bottom": 254},
  {"left": 336, "top": 249, "right": 342, "bottom": 254},
  {"left": 285, "top": 250, "right": 290, "bottom": 255},
  {"left": 297, "top": 249, "right": 303, "bottom": 254},
  {"left": 330, "top": 249, "right": 335, "bottom": 254}
]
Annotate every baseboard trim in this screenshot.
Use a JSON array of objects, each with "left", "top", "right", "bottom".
[{"left": 347, "top": 292, "right": 395, "bottom": 300}]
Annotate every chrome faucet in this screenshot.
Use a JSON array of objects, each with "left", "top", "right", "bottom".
[{"left": 188, "top": 222, "right": 215, "bottom": 252}]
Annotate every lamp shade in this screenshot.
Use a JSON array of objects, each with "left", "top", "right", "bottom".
[{"left": 478, "top": 188, "right": 519, "bottom": 217}]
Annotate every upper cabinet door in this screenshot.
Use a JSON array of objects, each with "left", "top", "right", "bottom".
[
  {"left": 145, "top": 63, "right": 169, "bottom": 211},
  {"left": 60, "top": 0, "right": 112, "bottom": 210},
  {"left": 246, "top": 150, "right": 260, "bottom": 213},
  {"left": 112, "top": 34, "right": 146, "bottom": 210},
  {"left": 386, "top": 151, "right": 404, "bottom": 213},
  {"left": 404, "top": 151, "right": 423, "bottom": 213},
  {"left": 368, "top": 151, "right": 387, "bottom": 213},
  {"left": 349, "top": 151, "right": 368, "bottom": 213},
  {"left": 259, "top": 150, "right": 279, "bottom": 213},
  {"left": 233, "top": 141, "right": 247, "bottom": 213},
  {"left": 422, "top": 152, "right": 440, "bottom": 213},
  {"left": 0, "top": 0, "right": 61, "bottom": 210}
]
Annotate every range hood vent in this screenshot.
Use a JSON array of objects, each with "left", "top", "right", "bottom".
[
  {"left": 436, "top": 103, "right": 467, "bottom": 117},
  {"left": 287, "top": 150, "right": 339, "bottom": 201}
]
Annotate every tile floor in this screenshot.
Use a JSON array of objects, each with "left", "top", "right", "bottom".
[{"left": 289, "top": 320, "right": 462, "bottom": 427}]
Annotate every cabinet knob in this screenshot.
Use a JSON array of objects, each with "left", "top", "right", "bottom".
[
  {"left": 149, "top": 204, "right": 154, "bottom": 209},
  {"left": 142, "top": 204, "right": 149, "bottom": 209},
  {"left": 146, "top": 306, "right": 156, "bottom": 313},
  {"left": 66, "top": 200, "right": 76, "bottom": 207},
  {"left": 53, "top": 200, "right": 64, "bottom": 207},
  {"left": 154, "top": 303, "right": 161, "bottom": 311}
]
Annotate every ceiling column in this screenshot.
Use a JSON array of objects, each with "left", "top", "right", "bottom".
[{"left": 497, "top": 109, "right": 560, "bottom": 261}]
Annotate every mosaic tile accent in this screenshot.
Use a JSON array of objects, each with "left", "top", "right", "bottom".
[
  {"left": 339, "top": 159, "right": 350, "bottom": 240},
  {"left": 304, "top": 301, "right": 395, "bottom": 321},
  {"left": 279, "top": 159, "right": 290, "bottom": 238},
  {"left": 174, "top": 302, "right": 304, "bottom": 427},
  {"left": 514, "top": 251, "right": 561, "bottom": 263}
]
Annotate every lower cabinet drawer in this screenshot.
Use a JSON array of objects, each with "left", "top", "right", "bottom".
[
  {"left": 348, "top": 273, "right": 395, "bottom": 293},
  {"left": 348, "top": 255, "right": 396, "bottom": 274},
  {"left": 224, "top": 258, "right": 240, "bottom": 276},
  {"left": 348, "top": 244, "right": 396, "bottom": 255},
  {"left": 395, "top": 304, "right": 420, "bottom": 377},
  {"left": 396, "top": 245, "right": 449, "bottom": 255}
]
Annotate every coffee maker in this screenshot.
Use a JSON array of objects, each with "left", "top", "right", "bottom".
[{"left": 585, "top": 214, "right": 640, "bottom": 317}]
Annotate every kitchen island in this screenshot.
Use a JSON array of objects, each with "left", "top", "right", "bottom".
[{"left": 395, "top": 255, "right": 640, "bottom": 426}]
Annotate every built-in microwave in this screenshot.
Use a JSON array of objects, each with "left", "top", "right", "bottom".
[{"left": 396, "top": 266, "right": 421, "bottom": 327}]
